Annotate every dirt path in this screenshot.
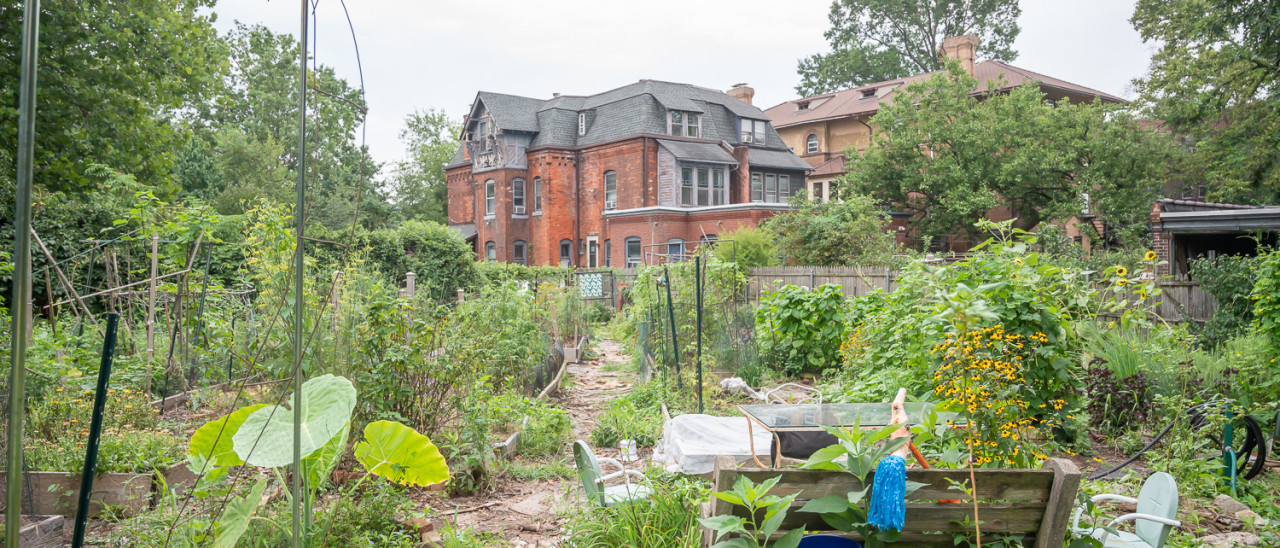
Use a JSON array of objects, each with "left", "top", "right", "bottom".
[{"left": 423, "top": 335, "right": 636, "bottom": 546}]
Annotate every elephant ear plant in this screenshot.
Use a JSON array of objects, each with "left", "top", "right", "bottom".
[{"left": 184, "top": 374, "right": 449, "bottom": 546}]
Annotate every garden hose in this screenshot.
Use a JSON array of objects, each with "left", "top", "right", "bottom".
[{"left": 1088, "top": 401, "right": 1268, "bottom": 480}]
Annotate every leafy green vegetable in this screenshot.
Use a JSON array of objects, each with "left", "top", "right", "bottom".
[{"left": 354, "top": 420, "right": 449, "bottom": 487}]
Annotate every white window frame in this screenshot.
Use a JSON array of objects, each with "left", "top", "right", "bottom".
[
  {"left": 765, "top": 173, "right": 777, "bottom": 203},
  {"left": 667, "top": 238, "right": 685, "bottom": 262},
  {"left": 669, "top": 111, "right": 701, "bottom": 138},
  {"left": 696, "top": 167, "right": 710, "bottom": 206},
  {"left": 578, "top": 113, "right": 586, "bottom": 135},
  {"left": 779, "top": 174, "right": 791, "bottom": 202},
  {"left": 512, "top": 178, "right": 526, "bottom": 214},
  {"left": 604, "top": 170, "right": 617, "bottom": 209},
  {"left": 560, "top": 239, "right": 574, "bottom": 267},
  {"left": 681, "top": 167, "right": 694, "bottom": 206},
  {"left": 513, "top": 240, "right": 527, "bottom": 266},
  {"left": 533, "top": 177, "right": 542, "bottom": 212},
  {"left": 806, "top": 134, "right": 819, "bottom": 154},
  {"left": 484, "top": 179, "right": 495, "bottom": 216},
  {"left": 625, "top": 237, "right": 642, "bottom": 267},
  {"left": 485, "top": 241, "right": 495, "bottom": 261},
  {"left": 751, "top": 172, "right": 763, "bottom": 202},
  {"left": 740, "top": 119, "right": 767, "bottom": 144}
]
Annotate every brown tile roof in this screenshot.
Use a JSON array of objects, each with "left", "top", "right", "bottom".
[
  {"left": 765, "top": 60, "right": 1127, "bottom": 129},
  {"left": 809, "top": 155, "right": 846, "bottom": 177}
]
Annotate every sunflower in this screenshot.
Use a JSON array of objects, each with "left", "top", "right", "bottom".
[
  {"left": 1116, "top": 279, "right": 1128, "bottom": 287},
  {"left": 1115, "top": 266, "right": 1128, "bottom": 277},
  {"left": 1145, "top": 250, "right": 1157, "bottom": 261}
]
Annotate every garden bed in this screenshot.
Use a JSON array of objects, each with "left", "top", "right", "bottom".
[
  {"left": 0, "top": 514, "right": 65, "bottom": 548},
  {"left": 0, "top": 471, "right": 152, "bottom": 517}
]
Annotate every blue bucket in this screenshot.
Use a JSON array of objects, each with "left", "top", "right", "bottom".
[{"left": 797, "top": 535, "right": 862, "bottom": 548}]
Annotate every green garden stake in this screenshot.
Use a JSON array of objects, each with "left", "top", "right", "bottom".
[
  {"left": 1223, "top": 409, "right": 1237, "bottom": 495},
  {"left": 695, "top": 255, "right": 704, "bottom": 414},
  {"left": 72, "top": 314, "right": 120, "bottom": 548},
  {"left": 663, "top": 265, "right": 680, "bottom": 388}
]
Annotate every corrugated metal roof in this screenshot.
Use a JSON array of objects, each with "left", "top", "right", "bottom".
[
  {"left": 657, "top": 139, "right": 738, "bottom": 165},
  {"left": 749, "top": 147, "right": 813, "bottom": 171}
]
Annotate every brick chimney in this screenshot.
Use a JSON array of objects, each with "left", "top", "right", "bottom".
[
  {"left": 939, "top": 36, "right": 979, "bottom": 76},
  {"left": 727, "top": 83, "right": 754, "bottom": 105}
]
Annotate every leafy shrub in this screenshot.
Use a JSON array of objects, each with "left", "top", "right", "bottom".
[
  {"left": 28, "top": 385, "right": 158, "bottom": 440},
  {"left": 761, "top": 194, "right": 899, "bottom": 267},
  {"left": 482, "top": 392, "right": 571, "bottom": 457},
  {"left": 756, "top": 284, "right": 847, "bottom": 376},
  {"left": 624, "top": 257, "right": 746, "bottom": 369},
  {"left": 1084, "top": 359, "right": 1155, "bottom": 433},
  {"left": 442, "top": 286, "right": 549, "bottom": 391},
  {"left": 1191, "top": 254, "right": 1260, "bottom": 348},
  {"left": 712, "top": 225, "right": 778, "bottom": 268},
  {"left": 359, "top": 220, "right": 479, "bottom": 298},
  {"left": 24, "top": 429, "right": 184, "bottom": 473},
  {"left": 1252, "top": 249, "right": 1280, "bottom": 382},
  {"left": 589, "top": 380, "right": 670, "bottom": 448}
]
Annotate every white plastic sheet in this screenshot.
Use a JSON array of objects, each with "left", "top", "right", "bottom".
[{"left": 655, "top": 414, "right": 773, "bottom": 475}]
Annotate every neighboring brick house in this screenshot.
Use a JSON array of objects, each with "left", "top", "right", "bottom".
[
  {"left": 763, "top": 36, "right": 1127, "bottom": 251},
  {"left": 446, "top": 80, "right": 811, "bottom": 267}
]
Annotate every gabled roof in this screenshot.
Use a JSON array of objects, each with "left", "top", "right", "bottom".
[
  {"left": 474, "top": 91, "right": 544, "bottom": 133},
  {"left": 765, "top": 60, "right": 1127, "bottom": 129}
]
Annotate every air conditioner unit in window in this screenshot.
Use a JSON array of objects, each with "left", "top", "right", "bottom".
[
  {"left": 605, "top": 200, "right": 617, "bottom": 210},
  {"left": 513, "top": 205, "right": 525, "bottom": 215}
]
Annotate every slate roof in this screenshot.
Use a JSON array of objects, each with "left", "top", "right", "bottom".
[
  {"left": 765, "top": 60, "right": 1127, "bottom": 129},
  {"left": 749, "top": 148, "right": 814, "bottom": 171},
  {"left": 657, "top": 140, "right": 739, "bottom": 165},
  {"left": 458, "top": 80, "right": 797, "bottom": 154}
]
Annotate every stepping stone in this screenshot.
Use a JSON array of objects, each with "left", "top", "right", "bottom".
[{"left": 509, "top": 491, "right": 552, "bottom": 516}]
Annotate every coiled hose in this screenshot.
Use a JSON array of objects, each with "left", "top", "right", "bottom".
[{"left": 1088, "top": 401, "right": 1269, "bottom": 480}]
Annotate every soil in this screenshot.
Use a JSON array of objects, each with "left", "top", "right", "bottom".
[{"left": 414, "top": 335, "right": 638, "bottom": 546}]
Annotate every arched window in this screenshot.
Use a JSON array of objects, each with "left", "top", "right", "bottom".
[
  {"left": 484, "top": 241, "right": 496, "bottom": 261},
  {"left": 604, "top": 171, "right": 617, "bottom": 210},
  {"left": 560, "top": 239, "right": 574, "bottom": 267},
  {"left": 806, "top": 134, "right": 819, "bottom": 154},
  {"left": 625, "top": 237, "right": 642, "bottom": 267},
  {"left": 484, "top": 179, "right": 495, "bottom": 215},
  {"left": 513, "top": 240, "right": 527, "bottom": 266},
  {"left": 512, "top": 178, "right": 526, "bottom": 214},
  {"left": 533, "top": 177, "right": 542, "bottom": 212}
]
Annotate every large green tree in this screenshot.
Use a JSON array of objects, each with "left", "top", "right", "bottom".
[
  {"left": 1132, "top": 0, "right": 1280, "bottom": 204},
  {"left": 843, "top": 64, "right": 1177, "bottom": 243},
  {"left": 0, "top": 0, "right": 226, "bottom": 195},
  {"left": 391, "top": 109, "right": 460, "bottom": 224},
  {"left": 795, "top": 0, "right": 1021, "bottom": 96},
  {"left": 763, "top": 195, "right": 899, "bottom": 266}
]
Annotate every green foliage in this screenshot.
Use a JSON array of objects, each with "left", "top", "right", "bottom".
[
  {"left": 795, "top": 0, "right": 1021, "bottom": 95},
  {"left": 1131, "top": 0, "right": 1280, "bottom": 203},
  {"left": 756, "top": 284, "right": 848, "bottom": 375},
  {"left": 624, "top": 256, "right": 746, "bottom": 370},
  {"left": 1253, "top": 249, "right": 1280, "bottom": 359},
  {"left": 763, "top": 194, "right": 901, "bottom": 266},
  {"left": 589, "top": 380, "right": 670, "bottom": 448},
  {"left": 844, "top": 63, "right": 1177, "bottom": 244},
  {"left": 354, "top": 420, "right": 450, "bottom": 487},
  {"left": 231, "top": 374, "right": 357, "bottom": 468},
  {"left": 567, "top": 475, "right": 708, "bottom": 548},
  {"left": 699, "top": 475, "right": 803, "bottom": 548},
  {"left": 359, "top": 220, "right": 479, "bottom": 298},
  {"left": 209, "top": 477, "right": 267, "bottom": 548},
  {"left": 188, "top": 404, "right": 267, "bottom": 467},
  {"left": 1190, "top": 254, "right": 1260, "bottom": 348},
  {"left": 22, "top": 429, "right": 184, "bottom": 474},
  {"left": 442, "top": 286, "right": 549, "bottom": 390},
  {"left": 391, "top": 108, "right": 461, "bottom": 223},
  {"left": 712, "top": 225, "right": 778, "bottom": 269}
]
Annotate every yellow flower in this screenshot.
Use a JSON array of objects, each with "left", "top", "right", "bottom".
[
  {"left": 1116, "top": 279, "right": 1128, "bottom": 287},
  {"left": 1115, "top": 266, "right": 1128, "bottom": 277},
  {"left": 1137, "top": 290, "right": 1147, "bottom": 299},
  {"left": 1145, "top": 250, "right": 1157, "bottom": 261}
]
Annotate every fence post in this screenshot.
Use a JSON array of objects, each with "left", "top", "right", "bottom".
[
  {"left": 456, "top": 288, "right": 465, "bottom": 304},
  {"left": 405, "top": 271, "right": 416, "bottom": 300},
  {"left": 885, "top": 268, "right": 893, "bottom": 292},
  {"left": 145, "top": 234, "right": 159, "bottom": 393},
  {"left": 809, "top": 269, "right": 815, "bottom": 289}
]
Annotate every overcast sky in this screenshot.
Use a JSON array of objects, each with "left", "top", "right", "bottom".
[{"left": 210, "top": 0, "right": 1155, "bottom": 167}]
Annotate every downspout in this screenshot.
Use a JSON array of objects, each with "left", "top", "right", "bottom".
[
  {"left": 574, "top": 150, "right": 581, "bottom": 267},
  {"left": 642, "top": 137, "right": 649, "bottom": 208}
]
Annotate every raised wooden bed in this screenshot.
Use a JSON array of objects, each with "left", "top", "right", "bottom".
[
  {"left": 703, "top": 456, "right": 1082, "bottom": 547},
  {"left": 0, "top": 514, "right": 65, "bottom": 548},
  {"left": 0, "top": 471, "right": 153, "bottom": 518}
]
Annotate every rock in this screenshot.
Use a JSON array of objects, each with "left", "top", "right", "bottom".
[
  {"left": 1215, "top": 494, "right": 1251, "bottom": 515},
  {"left": 1235, "top": 509, "right": 1269, "bottom": 527},
  {"left": 509, "top": 491, "right": 551, "bottom": 516},
  {"left": 1201, "top": 531, "right": 1261, "bottom": 548}
]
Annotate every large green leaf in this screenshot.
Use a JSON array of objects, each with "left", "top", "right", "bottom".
[
  {"left": 353, "top": 420, "right": 449, "bottom": 487},
  {"left": 232, "top": 374, "right": 357, "bottom": 468},
  {"left": 301, "top": 422, "right": 349, "bottom": 487},
  {"left": 189, "top": 404, "right": 267, "bottom": 467},
  {"left": 210, "top": 477, "right": 267, "bottom": 548}
]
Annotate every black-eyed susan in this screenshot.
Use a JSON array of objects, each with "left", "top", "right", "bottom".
[
  {"left": 1115, "top": 266, "right": 1128, "bottom": 277},
  {"left": 1116, "top": 278, "right": 1128, "bottom": 287},
  {"left": 1145, "top": 250, "right": 1157, "bottom": 261}
]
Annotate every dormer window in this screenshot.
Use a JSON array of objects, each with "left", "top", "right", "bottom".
[
  {"left": 578, "top": 113, "right": 586, "bottom": 135},
  {"left": 796, "top": 101, "right": 810, "bottom": 111},
  {"left": 739, "top": 119, "right": 767, "bottom": 144},
  {"left": 669, "top": 111, "right": 701, "bottom": 138},
  {"left": 861, "top": 88, "right": 876, "bottom": 98}
]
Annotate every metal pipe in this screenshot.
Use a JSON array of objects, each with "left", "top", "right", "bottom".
[
  {"left": 71, "top": 314, "right": 120, "bottom": 548},
  {"left": 663, "top": 265, "right": 680, "bottom": 388},
  {"left": 292, "top": 0, "right": 309, "bottom": 544},
  {"left": 696, "top": 256, "right": 704, "bottom": 414},
  {"left": 7, "top": 1, "right": 40, "bottom": 542}
]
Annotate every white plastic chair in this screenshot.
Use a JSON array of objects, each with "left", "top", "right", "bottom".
[
  {"left": 1072, "top": 472, "right": 1181, "bottom": 548},
  {"left": 573, "top": 440, "right": 653, "bottom": 507}
]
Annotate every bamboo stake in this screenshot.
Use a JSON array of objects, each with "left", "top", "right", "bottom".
[{"left": 31, "top": 227, "right": 96, "bottom": 324}]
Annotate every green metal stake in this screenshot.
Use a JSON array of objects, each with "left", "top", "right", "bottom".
[
  {"left": 7, "top": 1, "right": 40, "bottom": 543},
  {"left": 663, "top": 265, "right": 680, "bottom": 388},
  {"left": 1224, "top": 409, "right": 1237, "bottom": 495},
  {"left": 695, "top": 255, "right": 704, "bottom": 414},
  {"left": 292, "top": 0, "right": 309, "bottom": 544},
  {"left": 71, "top": 314, "right": 120, "bottom": 548}
]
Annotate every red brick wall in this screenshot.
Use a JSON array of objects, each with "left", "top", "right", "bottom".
[{"left": 605, "top": 207, "right": 788, "bottom": 266}]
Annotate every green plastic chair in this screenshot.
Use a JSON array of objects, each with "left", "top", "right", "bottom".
[
  {"left": 573, "top": 440, "right": 653, "bottom": 507},
  {"left": 1072, "top": 472, "right": 1181, "bottom": 548}
]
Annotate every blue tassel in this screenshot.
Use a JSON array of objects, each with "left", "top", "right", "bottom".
[{"left": 868, "top": 455, "right": 906, "bottom": 531}]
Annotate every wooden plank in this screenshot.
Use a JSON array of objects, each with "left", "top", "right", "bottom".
[
  {"left": 755, "top": 530, "right": 1041, "bottom": 547},
  {"left": 730, "top": 502, "right": 1047, "bottom": 533},
  {"left": 704, "top": 455, "right": 739, "bottom": 547},
  {"left": 728, "top": 467, "right": 1054, "bottom": 502},
  {"left": 15, "top": 515, "right": 64, "bottom": 548},
  {"left": 1034, "top": 458, "right": 1082, "bottom": 548},
  {"left": 0, "top": 471, "right": 152, "bottom": 517}
]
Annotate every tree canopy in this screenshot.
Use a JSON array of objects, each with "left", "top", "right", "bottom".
[
  {"left": 1131, "top": 0, "right": 1280, "bottom": 204},
  {"left": 795, "top": 0, "right": 1021, "bottom": 96},
  {"left": 763, "top": 194, "right": 900, "bottom": 266},
  {"left": 842, "top": 64, "right": 1178, "bottom": 243},
  {"left": 390, "top": 109, "right": 461, "bottom": 224}
]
